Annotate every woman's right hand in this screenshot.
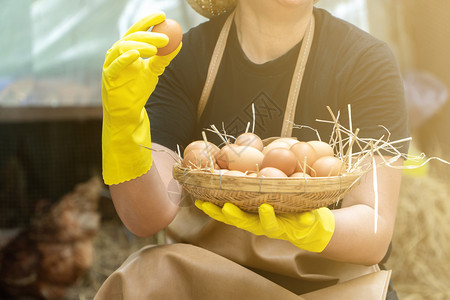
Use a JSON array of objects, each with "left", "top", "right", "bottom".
[{"left": 101, "top": 11, "right": 182, "bottom": 185}]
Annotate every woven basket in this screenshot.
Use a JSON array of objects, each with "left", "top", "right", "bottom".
[
  {"left": 186, "top": 0, "right": 321, "bottom": 19},
  {"left": 173, "top": 164, "right": 363, "bottom": 213},
  {"left": 185, "top": 0, "right": 237, "bottom": 18}
]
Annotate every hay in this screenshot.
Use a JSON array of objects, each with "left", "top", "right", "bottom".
[
  {"left": 64, "top": 219, "right": 157, "bottom": 300},
  {"left": 387, "top": 173, "right": 450, "bottom": 299}
]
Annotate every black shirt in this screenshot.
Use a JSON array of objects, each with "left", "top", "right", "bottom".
[{"left": 148, "top": 7, "right": 409, "bottom": 156}]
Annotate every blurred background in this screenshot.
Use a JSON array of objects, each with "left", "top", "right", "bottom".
[{"left": 0, "top": 0, "right": 449, "bottom": 299}]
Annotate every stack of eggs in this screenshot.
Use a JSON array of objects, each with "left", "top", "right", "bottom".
[{"left": 182, "top": 133, "right": 345, "bottom": 178}]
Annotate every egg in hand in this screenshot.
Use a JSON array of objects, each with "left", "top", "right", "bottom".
[{"left": 151, "top": 18, "right": 182, "bottom": 56}]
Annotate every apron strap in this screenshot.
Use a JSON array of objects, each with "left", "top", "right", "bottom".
[
  {"left": 197, "top": 10, "right": 236, "bottom": 123},
  {"left": 197, "top": 11, "right": 315, "bottom": 138},
  {"left": 281, "top": 15, "right": 315, "bottom": 137}
]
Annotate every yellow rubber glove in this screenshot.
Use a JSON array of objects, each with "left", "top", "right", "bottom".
[
  {"left": 102, "top": 12, "right": 182, "bottom": 185},
  {"left": 195, "top": 200, "right": 335, "bottom": 253}
]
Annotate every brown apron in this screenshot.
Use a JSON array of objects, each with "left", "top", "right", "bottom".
[{"left": 95, "top": 11, "right": 392, "bottom": 300}]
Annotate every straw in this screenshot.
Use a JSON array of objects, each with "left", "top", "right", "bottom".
[
  {"left": 252, "top": 103, "right": 256, "bottom": 134},
  {"left": 201, "top": 131, "right": 215, "bottom": 173}
]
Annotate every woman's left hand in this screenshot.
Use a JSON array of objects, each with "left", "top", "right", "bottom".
[{"left": 195, "top": 200, "right": 335, "bottom": 253}]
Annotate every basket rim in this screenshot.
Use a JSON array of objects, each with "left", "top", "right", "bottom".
[{"left": 173, "top": 163, "right": 363, "bottom": 194}]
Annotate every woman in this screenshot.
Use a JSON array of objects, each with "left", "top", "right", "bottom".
[{"left": 98, "top": 0, "right": 408, "bottom": 298}]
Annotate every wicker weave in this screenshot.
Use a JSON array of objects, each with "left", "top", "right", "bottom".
[
  {"left": 173, "top": 164, "right": 362, "bottom": 213},
  {"left": 185, "top": 0, "right": 320, "bottom": 19},
  {"left": 185, "top": 0, "right": 237, "bottom": 18}
]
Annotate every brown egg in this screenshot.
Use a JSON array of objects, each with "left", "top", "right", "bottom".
[
  {"left": 151, "top": 18, "right": 182, "bottom": 56},
  {"left": 311, "top": 156, "right": 344, "bottom": 177},
  {"left": 261, "top": 148, "right": 297, "bottom": 176},
  {"left": 258, "top": 167, "right": 288, "bottom": 178},
  {"left": 182, "top": 148, "right": 216, "bottom": 168},
  {"left": 223, "top": 170, "right": 246, "bottom": 177},
  {"left": 307, "top": 140, "right": 334, "bottom": 158},
  {"left": 184, "top": 140, "right": 219, "bottom": 158},
  {"left": 246, "top": 172, "right": 258, "bottom": 177},
  {"left": 272, "top": 137, "right": 299, "bottom": 147},
  {"left": 290, "top": 142, "right": 318, "bottom": 174},
  {"left": 234, "top": 132, "right": 264, "bottom": 151},
  {"left": 215, "top": 144, "right": 238, "bottom": 169},
  {"left": 262, "top": 141, "right": 290, "bottom": 155},
  {"left": 183, "top": 140, "right": 204, "bottom": 156},
  {"left": 227, "top": 145, "right": 264, "bottom": 173},
  {"left": 290, "top": 172, "right": 312, "bottom": 178}
]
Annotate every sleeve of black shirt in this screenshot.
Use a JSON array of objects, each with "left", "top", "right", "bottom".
[
  {"left": 340, "top": 42, "right": 410, "bottom": 156},
  {"left": 146, "top": 45, "right": 198, "bottom": 153}
]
